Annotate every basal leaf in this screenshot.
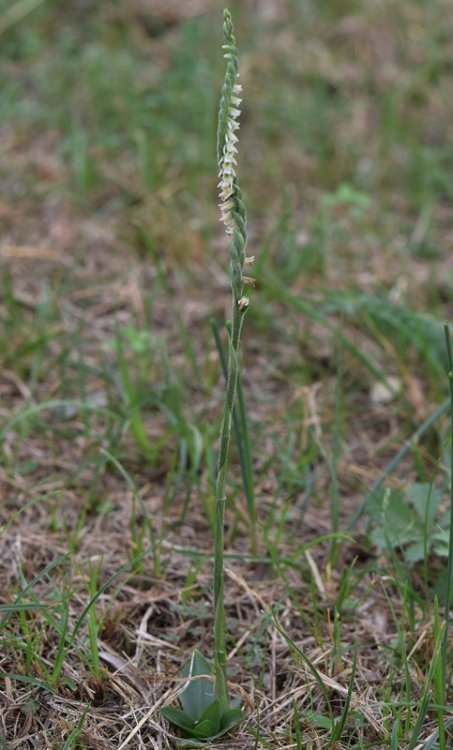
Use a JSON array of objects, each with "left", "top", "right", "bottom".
[
  {"left": 161, "top": 706, "right": 194, "bottom": 731},
  {"left": 187, "top": 708, "right": 244, "bottom": 741},
  {"left": 186, "top": 719, "right": 216, "bottom": 739},
  {"left": 179, "top": 650, "right": 214, "bottom": 722},
  {"left": 176, "top": 740, "right": 207, "bottom": 749},
  {"left": 220, "top": 707, "right": 244, "bottom": 731},
  {"left": 196, "top": 699, "right": 221, "bottom": 734},
  {"left": 167, "top": 705, "right": 245, "bottom": 744},
  {"left": 160, "top": 706, "right": 193, "bottom": 729}
]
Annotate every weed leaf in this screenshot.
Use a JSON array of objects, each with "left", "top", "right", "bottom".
[{"left": 408, "top": 483, "right": 442, "bottom": 526}]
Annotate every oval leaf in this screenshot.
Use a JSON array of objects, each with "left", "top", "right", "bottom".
[
  {"left": 220, "top": 707, "right": 244, "bottom": 732},
  {"left": 161, "top": 707, "right": 194, "bottom": 731},
  {"left": 186, "top": 719, "right": 216, "bottom": 739},
  {"left": 180, "top": 650, "right": 214, "bottom": 722},
  {"left": 196, "top": 699, "right": 221, "bottom": 734}
]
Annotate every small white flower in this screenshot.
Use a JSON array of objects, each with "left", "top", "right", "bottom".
[
  {"left": 238, "top": 296, "right": 249, "bottom": 310},
  {"left": 218, "top": 74, "right": 242, "bottom": 234}
]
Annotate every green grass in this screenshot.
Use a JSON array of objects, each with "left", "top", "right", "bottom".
[{"left": 0, "top": 0, "right": 452, "bottom": 747}]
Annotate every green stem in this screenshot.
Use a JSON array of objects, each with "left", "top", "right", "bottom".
[
  {"left": 442, "top": 322, "right": 453, "bottom": 680},
  {"left": 214, "top": 300, "right": 245, "bottom": 713},
  {"left": 211, "top": 318, "right": 257, "bottom": 555}
]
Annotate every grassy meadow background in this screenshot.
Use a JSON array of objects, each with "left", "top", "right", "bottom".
[{"left": 1, "top": 0, "right": 452, "bottom": 747}]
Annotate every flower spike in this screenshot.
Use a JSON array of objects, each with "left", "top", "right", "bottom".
[{"left": 217, "top": 10, "right": 243, "bottom": 237}]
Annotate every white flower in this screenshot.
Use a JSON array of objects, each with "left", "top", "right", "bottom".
[{"left": 218, "top": 79, "right": 242, "bottom": 234}]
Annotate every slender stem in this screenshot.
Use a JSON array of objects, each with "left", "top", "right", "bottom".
[
  {"left": 214, "top": 300, "right": 245, "bottom": 713},
  {"left": 442, "top": 322, "right": 453, "bottom": 677},
  {"left": 234, "top": 339, "right": 257, "bottom": 555},
  {"left": 211, "top": 318, "right": 257, "bottom": 555}
]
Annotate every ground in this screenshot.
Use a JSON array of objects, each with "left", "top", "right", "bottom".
[{"left": 0, "top": 1, "right": 452, "bottom": 748}]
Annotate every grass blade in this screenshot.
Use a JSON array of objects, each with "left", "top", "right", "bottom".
[
  {"left": 329, "top": 650, "right": 356, "bottom": 748},
  {"left": 0, "top": 555, "right": 66, "bottom": 629}
]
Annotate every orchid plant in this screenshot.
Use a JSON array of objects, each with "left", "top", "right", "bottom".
[{"left": 161, "top": 9, "right": 251, "bottom": 743}]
